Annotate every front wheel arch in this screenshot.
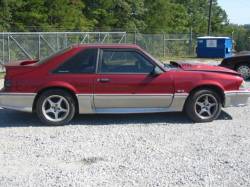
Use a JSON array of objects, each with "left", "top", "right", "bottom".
[
  {"left": 32, "top": 87, "right": 79, "bottom": 114},
  {"left": 184, "top": 85, "right": 225, "bottom": 109}
]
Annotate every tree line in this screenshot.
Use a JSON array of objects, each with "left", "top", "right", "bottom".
[
  {"left": 0, "top": 0, "right": 228, "bottom": 33},
  {"left": 0, "top": 0, "right": 249, "bottom": 51}
]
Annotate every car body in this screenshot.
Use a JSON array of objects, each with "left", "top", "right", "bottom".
[
  {"left": 220, "top": 54, "right": 250, "bottom": 79},
  {"left": 0, "top": 44, "right": 250, "bottom": 125}
]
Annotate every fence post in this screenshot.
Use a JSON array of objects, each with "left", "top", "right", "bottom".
[
  {"left": 56, "top": 33, "right": 59, "bottom": 50},
  {"left": 38, "top": 33, "right": 41, "bottom": 60},
  {"left": 2, "top": 33, "right": 4, "bottom": 64},
  {"left": 64, "top": 33, "right": 68, "bottom": 48},
  {"left": 189, "top": 27, "right": 193, "bottom": 56},
  {"left": 134, "top": 32, "right": 136, "bottom": 44},
  {"left": 163, "top": 33, "right": 166, "bottom": 57},
  {"left": 7, "top": 33, "right": 10, "bottom": 63}
]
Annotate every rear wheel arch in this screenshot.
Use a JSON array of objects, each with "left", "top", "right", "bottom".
[{"left": 33, "top": 86, "right": 79, "bottom": 114}]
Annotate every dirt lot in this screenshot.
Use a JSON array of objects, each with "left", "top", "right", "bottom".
[{"left": 0, "top": 78, "right": 250, "bottom": 186}]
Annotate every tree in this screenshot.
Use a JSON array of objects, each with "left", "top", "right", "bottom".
[
  {"left": 82, "top": 0, "right": 117, "bottom": 31},
  {"left": 83, "top": 0, "right": 146, "bottom": 32},
  {"left": 144, "top": 0, "right": 189, "bottom": 33},
  {"left": 172, "top": 0, "right": 228, "bottom": 34},
  {"left": 0, "top": 0, "right": 231, "bottom": 34},
  {"left": 112, "top": 0, "right": 146, "bottom": 31},
  {"left": 43, "top": 0, "right": 91, "bottom": 31},
  {"left": 0, "top": 0, "right": 13, "bottom": 31},
  {"left": 1, "top": 0, "right": 91, "bottom": 32},
  {"left": 8, "top": 0, "right": 47, "bottom": 31}
]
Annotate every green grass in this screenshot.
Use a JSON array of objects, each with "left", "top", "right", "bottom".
[{"left": 0, "top": 72, "right": 5, "bottom": 79}]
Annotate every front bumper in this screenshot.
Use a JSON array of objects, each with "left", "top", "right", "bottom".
[
  {"left": 0, "top": 92, "right": 36, "bottom": 112},
  {"left": 224, "top": 90, "right": 250, "bottom": 107}
]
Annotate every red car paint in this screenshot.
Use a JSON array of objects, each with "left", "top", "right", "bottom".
[{"left": 3, "top": 44, "right": 244, "bottom": 96}]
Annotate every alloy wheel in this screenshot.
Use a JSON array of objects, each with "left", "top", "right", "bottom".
[
  {"left": 237, "top": 65, "right": 250, "bottom": 79},
  {"left": 42, "top": 95, "right": 70, "bottom": 122},
  {"left": 194, "top": 94, "right": 219, "bottom": 120}
]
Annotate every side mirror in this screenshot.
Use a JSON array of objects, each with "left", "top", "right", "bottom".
[{"left": 150, "top": 66, "right": 163, "bottom": 76}]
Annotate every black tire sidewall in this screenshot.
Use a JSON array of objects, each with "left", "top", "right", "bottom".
[
  {"left": 185, "top": 89, "right": 222, "bottom": 123},
  {"left": 36, "top": 89, "right": 76, "bottom": 126}
]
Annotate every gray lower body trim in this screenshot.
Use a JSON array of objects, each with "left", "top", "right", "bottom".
[
  {"left": 94, "top": 94, "right": 173, "bottom": 108},
  {"left": 76, "top": 93, "right": 188, "bottom": 114},
  {"left": 76, "top": 94, "right": 95, "bottom": 113},
  {"left": 0, "top": 92, "right": 189, "bottom": 114},
  {"left": 170, "top": 93, "right": 189, "bottom": 111},
  {"left": 0, "top": 93, "right": 36, "bottom": 112},
  {"left": 224, "top": 90, "right": 250, "bottom": 107},
  {"left": 95, "top": 107, "right": 175, "bottom": 114}
]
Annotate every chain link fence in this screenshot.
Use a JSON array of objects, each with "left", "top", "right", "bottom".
[{"left": 0, "top": 32, "right": 195, "bottom": 66}]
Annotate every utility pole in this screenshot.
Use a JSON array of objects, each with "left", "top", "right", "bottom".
[{"left": 207, "top": 0, "right": 213, "bottom": 36}]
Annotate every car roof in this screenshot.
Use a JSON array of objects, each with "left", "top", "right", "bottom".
[{"left": 71, "top": 43, "right": 142, "bottom": 50}]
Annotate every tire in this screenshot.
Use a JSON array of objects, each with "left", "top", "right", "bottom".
[
  {"left": 236, "top": 64, "right": 250, "bottom": 80},
  {"left": 36, "top": 89, "right": 76, "bottom": 125},
  {"left": 184, "top": 89, "right": 222, "bottom": 123}
]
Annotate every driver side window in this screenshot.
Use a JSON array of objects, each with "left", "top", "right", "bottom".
[{"left": 100, "top": 50, "right": 154, "bottom": 73}]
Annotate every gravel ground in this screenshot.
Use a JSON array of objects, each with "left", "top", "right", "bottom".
[{"left": 0, "top": 79, "right": 250, "bottom": 186}]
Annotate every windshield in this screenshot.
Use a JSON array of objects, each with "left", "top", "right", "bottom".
[{"left": 37, "top": 47, "right": 71, "bottom": 65}]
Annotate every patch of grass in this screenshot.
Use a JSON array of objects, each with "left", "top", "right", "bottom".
[{"left": 0, "top": 72, "right": 5, "bottom": 79}]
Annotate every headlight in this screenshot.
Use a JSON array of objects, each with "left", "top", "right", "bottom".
[{"left": 240, "top": 80, "right": 246, "bottom": 89}]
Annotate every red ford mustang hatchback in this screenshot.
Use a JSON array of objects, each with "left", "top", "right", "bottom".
[{"left": 0, "top": 44, "right": 250, "bottom": 125}]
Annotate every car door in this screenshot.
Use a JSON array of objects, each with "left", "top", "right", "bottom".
[{"left": 94, "top": 48, "right": 174, "bottom": 109}]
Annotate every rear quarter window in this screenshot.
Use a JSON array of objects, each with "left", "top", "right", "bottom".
[{"left": 53, "top": 48, "right": 97, "bottom": 74}]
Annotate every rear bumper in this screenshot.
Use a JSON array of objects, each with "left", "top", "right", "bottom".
[
  {"left": 0, "top": 93, "right": 36, "bottom": 112},
  {"left": 224, "top": 90, "right": 250, "bottom": 107}
]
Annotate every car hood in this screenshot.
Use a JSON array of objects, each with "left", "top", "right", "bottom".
[{"left": 170, "top": 61, "right": 240, "bottom": 76}]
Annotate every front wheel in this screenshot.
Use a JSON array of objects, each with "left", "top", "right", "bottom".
[
  {"left": 36, "top": 89, "right": 76, "bottom": 125},
  {"left": 185, "top": 89, "right": 222, "bottom": 123},
  {"left": 236, "top": 64, "right": 250, "bottom": 80}
]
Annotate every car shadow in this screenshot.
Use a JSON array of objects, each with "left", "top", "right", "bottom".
[{"left": 0, "top": 109, "right": 232, "bottom": 128}]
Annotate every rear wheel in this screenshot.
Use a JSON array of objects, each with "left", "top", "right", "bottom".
[
  {"left": 236, "top": 64, "right": 250, "bottom": 80},
  {"left": 185, "top": 89, "right": 221, "bottom": 123},
  {"left": 36, "top": 89, "right": 76, "bottom": 125}
]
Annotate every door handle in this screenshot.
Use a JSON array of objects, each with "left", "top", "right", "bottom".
[{"left": 97, "top": 78, "right": 110, "bottom": 83}]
